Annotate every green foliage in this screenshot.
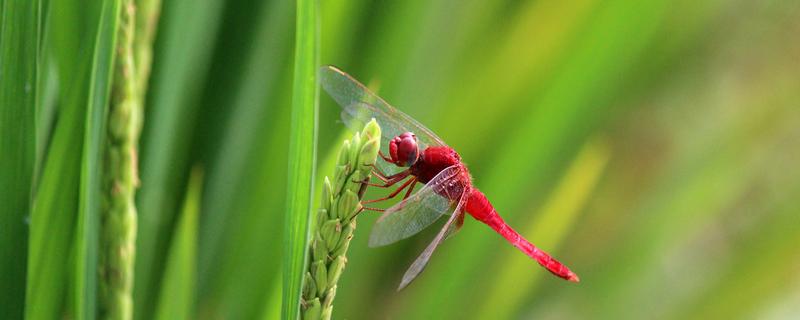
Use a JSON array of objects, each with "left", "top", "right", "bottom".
[
  {"left": 283, "top": 0, "right": 320, "bottom": 318},
  {"left": 26, "top": 18, "right": 91, "bottom": 320},
  {"left": 154, "top": 168, "right": 201, "bottom": 320},
  {"left": 74, "top": 1, "right": 122, "bottom": 318},
  {"left": 6, "top": 0, "right": 800, "bottom": 319},
  {"left": 133, "top": 0, "right": 225, "bottom": 316},
  {"left": 0, "top": 0, "right": 40, "bottom": 317}
]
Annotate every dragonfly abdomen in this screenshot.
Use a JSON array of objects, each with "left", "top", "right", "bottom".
[{"left": 465, "top": 189, "right": 580, "bottom": 282}]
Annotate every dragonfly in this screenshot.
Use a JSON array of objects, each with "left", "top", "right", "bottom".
[{"left": 319, "top": 65, "right": 580, "bottom": 290}]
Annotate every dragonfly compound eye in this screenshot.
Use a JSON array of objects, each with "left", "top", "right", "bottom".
[{"left": 390, "top": 132, "right": 419, "bottom": 167}]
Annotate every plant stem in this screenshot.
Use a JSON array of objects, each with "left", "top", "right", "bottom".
[
  {"left": 100, "top": 0, "right": 139, "bottom": 318},
  {"left": 134, "top": 0, "right": 161, "bottom": 101},
  {"left": 301, "top": 119, "right": 381, "bottom": 320}
]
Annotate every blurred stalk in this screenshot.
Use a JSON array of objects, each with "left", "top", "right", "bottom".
[
  {"left": 134, "top": 0, "right": 161, "bottom": 96},
  {"left": 301, "top": 120, "right": 380, "bottom": 320},
  {"left": 99, "top": 0, "right": 138, "bottom": 317},
  {"left": 100, "top": 0, "right": 160, "bottom": 316}
]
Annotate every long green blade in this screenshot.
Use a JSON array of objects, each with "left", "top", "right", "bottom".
[
  {"left": 73, "top": 0, "right": 121, "bottom": 318},
  {"left": 133, "top": 0, "right": 225, "bottom": 315},
  {"left": 154, "top": 168, "right": 201, "bottom": 320},
  {"left": 0, "top": 0, "right": 40, "bottom": 317},
  {"left": 194, "top": 0, "right": 294, "bottom": 317},
  {"left": 26, "top": 2, "right": 96, "bottom": 318},
  {"left": 282, "top": 0, "right": 319, "bottom": 318}
]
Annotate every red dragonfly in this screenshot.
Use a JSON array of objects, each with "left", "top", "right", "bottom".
[{"left": 320, "top": 65, "right": 579, "bottom": 290}]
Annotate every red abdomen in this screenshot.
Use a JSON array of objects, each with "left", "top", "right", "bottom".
[{"left": 465, "top": 189, "right": 579, "bottom": 282}]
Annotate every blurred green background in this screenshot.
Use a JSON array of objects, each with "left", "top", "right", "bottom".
[{"left": 7, "top": 0, "right": 800, "bottom": 319}]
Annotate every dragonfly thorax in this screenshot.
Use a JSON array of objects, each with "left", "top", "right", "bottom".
[{"left": 410, "top": 146, "right": 464, "bottom": 186}]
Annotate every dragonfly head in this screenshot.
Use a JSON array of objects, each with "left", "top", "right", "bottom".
[{"left": 389, "top": 132, "right": 419, "bottom": 167}]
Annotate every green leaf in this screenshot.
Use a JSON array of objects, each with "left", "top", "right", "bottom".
[
  {"left": 26, "top": 4, "right": 96, "bottom": 319},
  {"left": 0, "top": 0, "right": 40, "bottom": 317},
  {"left": 26, "top": 87, "right": 84, "bottom": 320},
  {"left": 73, "top": 0, "right": 121, "bottom": 318},
  {"left": 154, "top": 168, "right": 201, "bottom": 320},
  {"left": 133, "top": 0, "right": 226, "bottom": 316},
  {"left": 193, "top": 0, "right": 294, "bottom": 317},
  {"left": 259, "top": 279, "right": 283, "bottom": 320},
  {"left": 282, "top": 0, "right": 319, "bottom": 318}
]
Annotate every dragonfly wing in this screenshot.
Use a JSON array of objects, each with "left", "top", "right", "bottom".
[
  {"left": 447, "top": 212, "right": 466, "bottom": 241},
  {"left": 319, "top": 66, "right": 447, "bottom": 161},
  {"left": 368, "top": 165, "right": 467, "bottom": 247},
  {"left": 339, "top": 103, "right": 413, "bottom": 174},
  {"left": 397, "top": 193, "right": 468, "bottom": 290}
]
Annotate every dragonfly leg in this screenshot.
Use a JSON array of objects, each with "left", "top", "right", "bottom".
[
  {"left": 357, "top": 170, "right": 410, "bottom": 188},
  {"left": 354, "top": 205, "right": 386, "bottom": 218},
  {"left": 363, "top": 177, "right": 416, "bottom": 204},
  {"left": 369, "top": 163, "right": 394, "bottom": 182},
  {"left": 378, "top": 150, "right": 394, "bottom": 164},
  {"left": 402, "top": 179, "right": 418, "bottom": 200},
  {"left": 371, "top": 170, "right": 390, "bottom": 183}
]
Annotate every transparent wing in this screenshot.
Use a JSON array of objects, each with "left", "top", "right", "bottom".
[
  {"left": 397, "top": 193, "right": 468, "bottom": 290},
  {"left": 340, "top": 102, "right": 443, "bottom": 151},
  {"left": 319, "top": 66, "right": 448, "bottom": 172},
  {"left": 368, "top": 165, "right": 468, "bottom": 247}
]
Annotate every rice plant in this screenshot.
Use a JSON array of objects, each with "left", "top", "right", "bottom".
[{"left": 2, "top": 0, "right": 799, "bottom": 319}]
